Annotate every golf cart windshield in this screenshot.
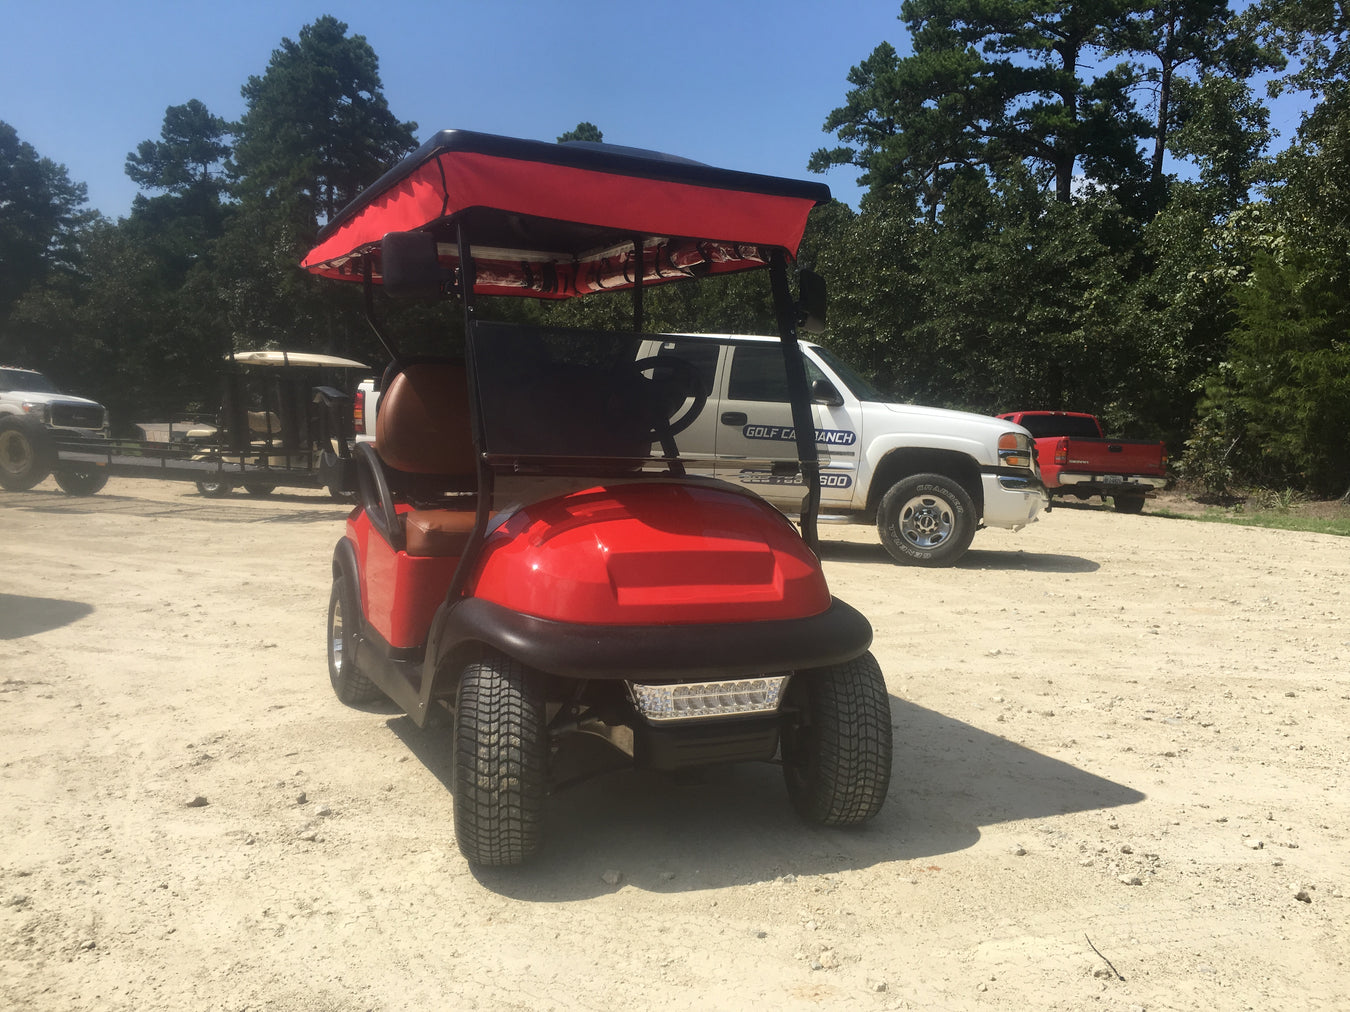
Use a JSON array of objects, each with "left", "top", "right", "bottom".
[{"left": 471, "top": 321, "right": 704, "bottom": 469}]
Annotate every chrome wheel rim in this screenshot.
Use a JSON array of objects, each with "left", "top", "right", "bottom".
[
  {"left": 899, "top": 494, "right": 953, "bottom": 549},
  {"left": 330, "top": 595, "right": 345, "bottom": 673}
]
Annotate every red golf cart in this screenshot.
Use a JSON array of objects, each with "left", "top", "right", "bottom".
[{"left": 302, "top": 130, "right": 892, "bottom": 866}]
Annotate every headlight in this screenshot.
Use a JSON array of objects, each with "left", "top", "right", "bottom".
[
  {"left": 20, "top": 401, "right": 50, "bottom": 423},
  {"left": 629, "top": 675, "right": 789, "bottom": 722},
  {"left": 998, "top": 431, "right": 1033, "bottom": 469}
]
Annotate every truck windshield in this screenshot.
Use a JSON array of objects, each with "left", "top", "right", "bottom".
[
  {"left": 0, "top": 368, "right": 58, "bottom": 394},
  {"left": 811, "top": 346, "right": 884, "bottom": 401}
]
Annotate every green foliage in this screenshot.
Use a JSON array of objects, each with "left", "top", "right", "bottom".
[
  {"left": 230, "top": 15, "right": 418, "bottom": 221},
  {"left": 125, "top": 99, "right": 230, "bottom": 201},
  {"left": 0, "top": 121, "right": 98, "bottom": 324},
  {"left": 557, "top": 123, "right": 603, "bottom": 144}
]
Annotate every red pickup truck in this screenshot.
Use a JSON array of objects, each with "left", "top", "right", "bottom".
[{"left": 997, "top": 411, "right": 1166, "bottom": 514}]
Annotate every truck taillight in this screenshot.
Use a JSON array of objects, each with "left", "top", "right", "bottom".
[
  {"left": 1054, "top": 437, "right": 1068, "bottom": 466},
  {"left": 353, "top": 389, "right": 366, "bottom": 433}
]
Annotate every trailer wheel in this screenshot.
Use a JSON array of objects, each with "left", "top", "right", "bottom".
[
  {"left": 326, "top": 574, "right": 381, "bottom": 704},
  {"left": 0, "top": 415, "right": 55, "bottom": 491},
  {"left": 1113, "top": 495, "right": 1146, "bottom": 514},
  {"left": 195, "top": 479, "right": 233, "bottom": 497},
  {"left": 243, "top": 483, "right": 275, "bottom": 497},
  {"left": 781, "top": 651, "right": 892, "bottom": 826},
  {"left": 877, "top": 473, "right": 976, "bottom": 567},
  {"left": 54, "top": 467, "right": 109, "bottom": 496},
  {"left": 453, "top": 651, "right": 548, "bottom": 867}
]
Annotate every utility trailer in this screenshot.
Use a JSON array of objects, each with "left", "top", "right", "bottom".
[{"left": 0, "top": 350, "right": 369, "bottom": 499}]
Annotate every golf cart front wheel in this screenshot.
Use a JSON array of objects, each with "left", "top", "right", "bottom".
[
  {"left": 781, "top": 651, "right": 893, "bottom": 826},
  {"left": 453, "top": 651, "right": 548, "bottom": 867}
]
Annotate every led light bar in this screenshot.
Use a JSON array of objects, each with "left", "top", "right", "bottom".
[{"left": 629, "top": 675, "right": 789, "bottom": 723}]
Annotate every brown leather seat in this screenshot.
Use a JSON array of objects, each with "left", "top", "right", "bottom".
[
  {"left": 372, "top": 361, "right": 481, "bottom": 557},
  {"left": 376, "top": 362, "right": 475, "bottom": 475}
]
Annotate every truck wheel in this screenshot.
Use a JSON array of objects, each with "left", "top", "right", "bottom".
[
  {"left": 326, "top": 575, "right": 382, "bottom": 704},
  {"left": 243, "top": 483, "right": 275, "bottom": 497},
  {"left": 1113, "top": 495, "right": 1146, "bottom": 514},
  {"left": 453, "top": 651, "right": 548, "bottom": 867},
  {"left": 196, "top": 479, "right": 233, "bottom": 497},
  {"left": 877, "top": 473, "right": 976, "bottom": 566},
  {"left": 0, "top": 415, "right": 56, "bottom": 491},
  {"left": 54, "top": 468, "right": 109, "bottom": 496},
  {"left": 781, "top": 651, "right": 892, "bottom": 826}
]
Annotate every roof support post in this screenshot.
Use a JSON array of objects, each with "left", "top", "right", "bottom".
[{"left": 769, "top": 252, "right": 820, "bottom": 549}]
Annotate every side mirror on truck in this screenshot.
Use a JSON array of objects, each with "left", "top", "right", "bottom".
[
  {"left": 797, "top": 270, "right": 827, "bottom": 335},
  {"left": 811, "top": 378, "right": 844, "bottom": 407}
]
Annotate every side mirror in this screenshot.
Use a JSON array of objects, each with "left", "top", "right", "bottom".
[
  {"left": 380, "top": 231, "right": 449, "bottom": 299},
  {"left": 810, "top": 378, "right": 844, "bottom": 407},
  {"left": 797, "top": 269, "right": 828, "bottom": 335}
]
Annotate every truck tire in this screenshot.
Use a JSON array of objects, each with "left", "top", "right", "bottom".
[
  {"left": 453, "top": 651, "right": 548, "bottom": 867},
  {"left": 877, "top": 473, "right": 977, "bottom": 567},
  {"left": 0, "top": 415, "right": 56, "bottom": 491},
  {"left": 54, "top": 467, "right": 109, "bottom": 496},
  {"left": 1113, "top": 495, "right": 1146, "bottom": 514},
  {"left": 781, "top": 651, "right": 892, "bottom": 826},
  {"left": 196, "top": 479, "right": 233, "bottom": 497},
  {"left": 326, "top": 574, "right": 382, "bottom": 704}
]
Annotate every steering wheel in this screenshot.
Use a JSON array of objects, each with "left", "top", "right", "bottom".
[{"left": 631, "top": 355, "right": 708, "bottom": 437}]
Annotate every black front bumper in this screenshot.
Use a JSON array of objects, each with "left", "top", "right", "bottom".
[{"left": 430, "top": 596, "right": 873, "bottom": 681}]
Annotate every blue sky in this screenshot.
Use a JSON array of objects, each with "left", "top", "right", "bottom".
[
  {"left": 4, "top": 1, "right": 1308, "bottom": 221},
  {"left": 4, "top": 1, "right": 907, "bottom": 219}
]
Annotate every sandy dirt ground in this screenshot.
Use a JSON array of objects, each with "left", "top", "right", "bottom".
[{"left": 2, "top": 477, "right": 1347, "bottom": 1012}]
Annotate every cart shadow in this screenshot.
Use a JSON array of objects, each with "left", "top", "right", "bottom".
[
  {"left": 388, "top": 696, "right": 1142, "bottom": 899},
  {"left": 0, "top": 592, "right": 94, "bottom": 639},
  {"left": 816, "top": 540, "right": 1099, "bottom": 573}
]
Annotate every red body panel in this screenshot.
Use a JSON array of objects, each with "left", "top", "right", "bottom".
[
  {"left": 998, "top": 411, "right": 1166, "bottom": 491},
  {"left": 347, "top": 482, "right": 832, "bottom": 651},
  {"left": 470, "top": 482, "right": 831, "bottom": 626},
  {"left": 348, "top": 507, "right": 458, "bottom": 649}
]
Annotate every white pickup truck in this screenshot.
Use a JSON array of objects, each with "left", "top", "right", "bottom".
[
  {"left": 359, "top": 334, "right": 1046, "bottom": 565},
  {"left": 637, "top": 334, "right": 1045, "bottom": 565},
  {"left": 0, "top": 366, "right": 110, "bottom": 493}
]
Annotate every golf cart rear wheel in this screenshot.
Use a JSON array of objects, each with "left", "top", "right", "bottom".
[
  {"left": 243, "top": 483, "right": 276, "bottom": 497},
  {"left": 452, "top": 651, "right": 548, "bottom": 867},
  {"left": 781, "top": 651, "right": 893, "bottom": 826},
  {"left": 326, "top": 576, "right": 381, "bottom": 704},
  {"left": 54, "top": 467, "right": 109, "bottom": 496}
]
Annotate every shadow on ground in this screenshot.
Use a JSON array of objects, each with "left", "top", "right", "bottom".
[
  {"left": 0, "top": 486, "right": 345, "bottom": 524},
  {"left": 389, "top": 694, "right": 1142, "bottom": 899},
  {"left": 816, "top": 539, "right": 1099, "bottom": 573},
  {"left": 0, "top": 592, "right": 94, "bottom": 639}
]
